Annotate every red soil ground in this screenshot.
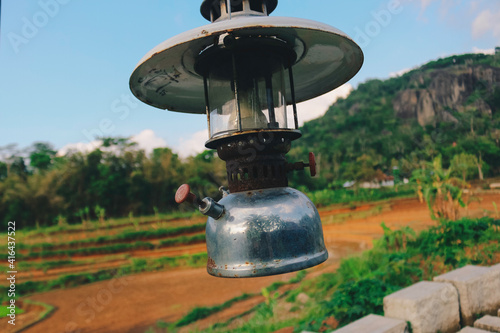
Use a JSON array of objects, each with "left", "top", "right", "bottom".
[{"left": 2, "top": 193, "right": 499, "bottom": 333}]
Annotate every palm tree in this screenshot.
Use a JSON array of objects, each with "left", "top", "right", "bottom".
[{"left": 412, "top": 155, "right": 466, "bottom": 220}]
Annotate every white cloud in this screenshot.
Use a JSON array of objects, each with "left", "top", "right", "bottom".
[
  {"left": 57, "top": 129, "right": 168, "bottom": 156},
  {"left": 472, "top": 9, "right": 500, "bottom": 41},
  {"left": 389, "top": 67, "right": 414, "bottom": 78},
  {"left": 131, "top": 129, "right": 167, "bottom": 155},
  {"left": 176, "top": 129, "right": 209, "bottom": 158},
  {"left": 291, "top": 83, "right": 353, "bottom": 126},
  {"left": 57, "top": 140, "right": 102, "bottom": 156},
  {"left": 472, "top": 46, "right": 495, "bottom": 55}
]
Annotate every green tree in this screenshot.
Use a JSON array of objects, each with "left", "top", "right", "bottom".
[
  {"left": 29, "top": 142, "right": 56, "bottom": 171},
  {"left": 412, "top": 156, "right": 466, "bottom": 220},
  {"left": 450, "top": 153, "right": 478, "bottom": 182}
]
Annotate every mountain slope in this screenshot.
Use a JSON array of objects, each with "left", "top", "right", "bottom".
[{"left": 290, "top": 53, "right": 500, "bottom": 188}]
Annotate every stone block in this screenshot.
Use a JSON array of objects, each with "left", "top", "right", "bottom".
[
  {"left": 434, "top": 265, "right": 500, "bottom": 326},
  {"left": 457, "top": 327, "right": 491, "bottom": 333},
  {"left": 474, "top": 315, "right": 500, "bottom": 332},
  {"left": 332, "top": 314, "right": 407, "bottom": 333},
  {"left": 383, "top": 281, "right": 459, "bottom": 333}
]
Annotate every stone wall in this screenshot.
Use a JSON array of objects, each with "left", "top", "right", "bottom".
[{"left": 325, "top": 264, "right": 500, "bottom": 333}]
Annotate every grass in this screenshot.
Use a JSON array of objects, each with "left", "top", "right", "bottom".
[
  {"left": 321, "top": 204, "right": 390, "bottom": 225},
  {"left": 5, "top": 194, "right": 498, "bottom": 332},
  {"left": 0, "top": 303, "right": 24, "bottom": 318},
  {"left": 177, "top": 217, "right": 500, "bottom": 333},
  {"left": 17, "top": 223, "right": 206, "bottom": 251},
  {"left": 13, "top": 210, "right": 201, "bottom": 238},
  {"left": 170, "top": 293, "right": 254, "bottom": 328},
  {"left": 30, "top": 299, "right": 55, "bottom": 321},
  {"left": 3, "top": 300, "right": 56, "bottom": 332},
  {"left": 0, "top": 252, "right": 208, "bottom": 303},
  {"left": 0, "top": 254, "right": 132, "bottom": 274},
  {"left": 19, "top": 232, "right": 206, "bottom": 259},
  {"left": 305, "top": 185, "right": 417, "bottom": 208},
  {"left": 158, "top": 269, "right": 309, "bottom": 331}
]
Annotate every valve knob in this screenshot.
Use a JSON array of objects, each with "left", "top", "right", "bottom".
[
  {"left": 309, "top": 152, "right": 316, "bottom": 177},
  {"left": 175, "top": 184, "right": 198, "bottom": 204},
  {"left": 286, "top": 152, "right": 317, "bottom": 177}
]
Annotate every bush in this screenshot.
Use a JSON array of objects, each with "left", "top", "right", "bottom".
[
  {"left": 306, "top": 186, "right": 416, "bottom": 207},
  {"left": 325, "top": 278, "right": 399, "bottom": 326},
  {"left": 294, "top": 217, "right": 499, "bottom": 332}
]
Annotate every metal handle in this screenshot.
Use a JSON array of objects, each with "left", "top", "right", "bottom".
[
  {"left": 287, "top": 152, "right": 317, "bottom": 177},
  {"left": 175, "top": 184, "right": 225, "bottom": 219},
  {"left": 308, "top": 152, "right": 316, "bottom": 177},
  {"left": 175, "top": 184, "right": 204, "bottom": 206}
]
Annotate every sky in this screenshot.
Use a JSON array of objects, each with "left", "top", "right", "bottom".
[{"left": 0, "top": 0, "right": 499, "bottom": 158}]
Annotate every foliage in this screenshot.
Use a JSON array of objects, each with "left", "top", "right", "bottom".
[
  {"left": 289, "top": 270, "right": 308, "bottom": 284},
  {"left": 289, "top": 53, "right": 500, "bottom": 190},
  {"left": 305, "top": 185, "right": 416, "bottom": 207},
  {"left": 0, "top": 142, "right": 225, "bottom": 227},
  {"left": 1, "top": 53, "right": 499, "bottom": 227},
  {"left": 295, "top": 217, "right": 500, "bottom": 331},
  {"left": 216, "top": 217, "right": 500, "bottom": 333},
  {"left": 325, "top": 278, "right": 399, "bottom": 324},
  {"left": 0, "top": 253, "right": 208, "bottom": 303},
  {"left": 410, "top": 217, "right": 500, "bottom": 265},
  {"left": 19, "top": 223, "right": 206, "bottom": 251},
  {"left": 20, "top": 233, "right": 206, "bottom": 259},
  {"left": 172, "top": 293, "right": 252, "bottom": 328},
  {"left": 412, "top": 156, "right": 466, "bottom": 220},
  {"left": 450, "top": 152, "right": 479, "bottom": 182}
]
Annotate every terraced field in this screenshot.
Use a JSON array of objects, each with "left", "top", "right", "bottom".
[{"left": 1, "top": 192, "right": 499, "bottom": 333}]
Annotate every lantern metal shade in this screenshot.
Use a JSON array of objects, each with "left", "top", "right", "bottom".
[{"left": 129, "top": 16, "right": 364, "bottom": 114}]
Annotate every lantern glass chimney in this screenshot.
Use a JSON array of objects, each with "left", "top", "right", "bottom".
[{"left": 196, "top": 37, "right": 297, "bottom": 142}]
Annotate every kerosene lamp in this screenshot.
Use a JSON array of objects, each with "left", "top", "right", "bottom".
[{"left": 130, "top": 0, "right": 363, "bottom": 277}]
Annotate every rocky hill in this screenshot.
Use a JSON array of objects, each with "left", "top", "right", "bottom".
[
  {"left": 393, "top": 57, "right": 500, "bottom": 126},
  {"left": 290, "top": 53, "right": 500, "bottom": 188}
]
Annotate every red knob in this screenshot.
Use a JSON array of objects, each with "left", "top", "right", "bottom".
[
  {"left": 309, "top": 152, "right": 316, "bottom": 177},
  {"left": 175, "top": 184, "right": 197, "bottom": 204}
]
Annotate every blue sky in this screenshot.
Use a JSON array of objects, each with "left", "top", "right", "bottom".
[{"left": 0, "top": 0, "right": 498, "bottom": 157}]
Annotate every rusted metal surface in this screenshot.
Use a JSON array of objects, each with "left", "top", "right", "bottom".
[
  {"left": 225, "top": 154, "right": 288, "bottom": 193},
  {"left": 215, "top": 131, "right": 293, "bottom": 193},
  {"left": 204, "top": 128, "right": 300, "bottom": 149},
  {"left": 207, "top": 256, "right": 217, "bottom": 271}
]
